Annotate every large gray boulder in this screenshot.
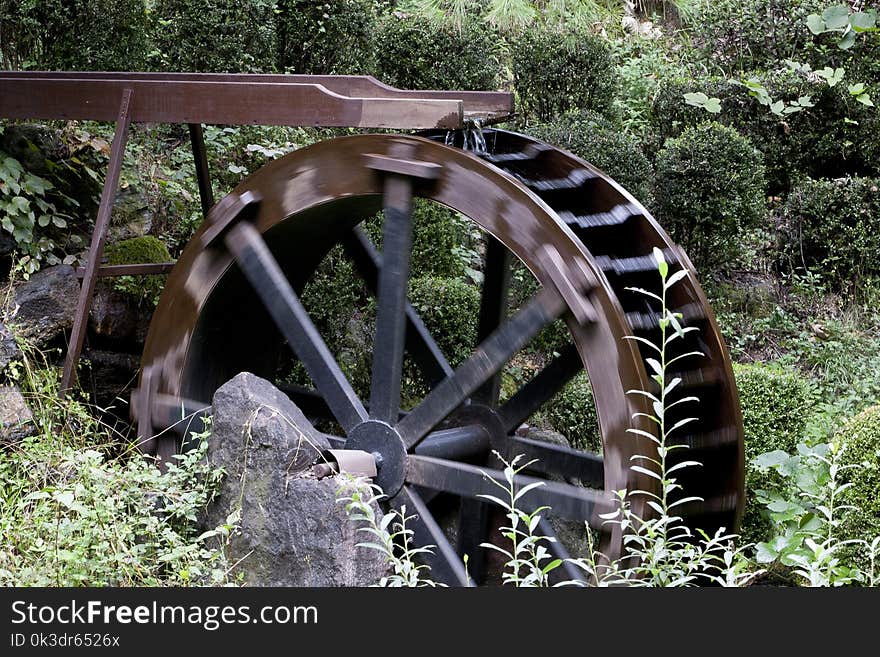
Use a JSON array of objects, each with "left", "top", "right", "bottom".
[
  {"left": 204, "top": 372, "right": 388, "bottom": 587},
  {"left": 0, "top": 386, "right": 35, "bottom": 443},
  {"left": 6, "top": 265, "right": 80, "bottom": 347}
]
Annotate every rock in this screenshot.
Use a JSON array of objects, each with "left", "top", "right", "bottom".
[
  {"left": 108, "top": 188, "right": 155, "bottom": 243},
  {"left": 203, "top": 372, "right": 388, "bottom": 586},
  {"left": 0, "top": 323, "right": 22, "bottom": 373},
  {"left": 6, "top": 265, "right": 80, "bottom": 347},
  {"left": 0, "top": 386, "right": 35, "bottom": 443},
  {"left": 525, "top": 428, "right": 571, "bottom": 449},
  {"left": 89, "top": 284, "right": 154, "bottom": 346}
]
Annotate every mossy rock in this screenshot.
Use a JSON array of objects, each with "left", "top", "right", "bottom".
[
  {"left": 835, "top": 405, "right": 880, "bottom": 574},
  {"left": 103, "top": 236, "right": 172, "bottom": 304},
  {"left": 734, "top": 361, "right": 811, "bottom": 547}
]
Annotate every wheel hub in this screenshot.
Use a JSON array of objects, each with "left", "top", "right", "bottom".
[{"left": 346, "top": 420, "right": 407, "bottom": 495}]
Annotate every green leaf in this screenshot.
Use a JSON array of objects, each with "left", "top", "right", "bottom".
[
  {"left": 806, "top": 14, "right": 826, "bottom": 34},
  {"left": 856, "top": 93, "right": 874, "bottom": 107},
  {"left": 823, "top": 5, "right": 851, "bottom": 30},
  {"left": 37, "top": 214, "right": 51, "bottom": 227},
  {"left": 850, "top": 11, "right": 877, "bottom": 32},
  {"left": 838, "top": 30, "right": 857, "bottom": 49},
  {"left": 770, "top": 100, "right": 785, "bottom": 115},
  {"left": 52, "top": 216, "right": 67, "bottom": 228},
  {"left": 797, "top": 95, "right": 814, "bottom": 107}
]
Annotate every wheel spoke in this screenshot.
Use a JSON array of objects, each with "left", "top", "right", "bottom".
[
  {"left": 225, "top": 221, "right": 368, "bottom": 433},
  {"left": 473, "top": 235, "right": 511, "bottom": 406},
  {"left": 395, "top": 485, "right": 472, "bottom": 586},
  {"left": 456, "top": 498, "right": 492, "bottom": 584},
  {"left": 342, "top": 227, "right": 454, "bottom": 386},
  {"left": 405, "top": 454, "right": 612, "bottom": 524},
  {"left": 397, "top": 286, "right": 566, "bottom": 449},
  {"left": 507, "top": 435, "right": 604, "bottom": 488},
  {"left": 497, "top": 343, "right": 582, "bottom": 433},
  {"left": 370, "top": 176, "right": 414, "bottom": 423}
]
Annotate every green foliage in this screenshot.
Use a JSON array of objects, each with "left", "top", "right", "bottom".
[
  {"left": 27, "top": 0, "right": 149, "bottom": 70},
  {"left": 651, "top": 71, "right": 877, "bottom": 191},
  {"left": 0, "top": 149, "right": 76, "bottom": 274},
  {"left": 410, "top": 201, "right": 469, "bottom": 279},
  {"left": 527, "top": 109, "right": 654, "bottom": 204},
  {"left": 690, "top": 0, "right": 824, "bottom": 74},
  {"left": 301, "top": 245, "right": 363, "bottom": 357},
  {"left": 653, "top": 122, "right": 766, "bottom": 271},
  {"left": 835, "top": 406, "right": 880, "bottom": 574},
  {"left": 152, "top": 0, "right": 276, "bottom": 72},
  {"left": 275, "top": 0, "right": 378, "bottom": 74},
  {"left": 408, "top": 276, "right": 480, "bottom": 367},
  {"left": 542, "top": 372, "right": 600, "bottom": 452},
  {"left": 752, "top": 441, "right": 867, "bottom": 585},
  {"left": 780, "top": 176, "right": 880, "bottom": 288},
  {"left": 733, "top": 361, "right": 811, "bottom": 545},
  {"left": 0, "top": 0, "right": 42, "bottom": 69},
  {"left": 104, "top": 236, "right": 172, "bottom": 305},
  {"left": 0, "top": 337, "right": 238, "bottom": 586},
  {"left": 375, "top": 13, "right": 502, "bottom": 90},
  {"left": 511, "top": 25, "right": 617, "bottom": 122}
]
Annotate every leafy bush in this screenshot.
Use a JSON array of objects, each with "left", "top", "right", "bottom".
[
  {"left": 654, "top": 122, "right": 766, "bottom": 272},
  {"left": 0, "top": 0, "right": 43, "bottom": 69},
  {"left": 31, "top": 0, "right": 149, "bottom": 70},
  {"left": 527, "top": 109, "right": 654, "bottom": 204},
  {"left": 375, "top": 14, "right": 502, "bottom": 90},
  {"left": 835, "top": 405, "right": 880, "bottom": 573},
  {"left": 651, "top": 71, "right": 877, "bottom": 191},
  {"left": 690, "top": 0, "right": 880, "bottom": 84},
  {"left": 689, "top": 0, "right": 826, "bottom": 74},
  {"left": 409, "top": 276, "right": 480, "bottom": 367},
  {"left": 410, "top": 201, "right": 469, "bottom": 279},
  {"left": 542, "top": 372, "right": 600, "bottom": 453},
  {"left": 104, "top": 236, "right": 172, "bottom": 305},
  {"left": 152, "top": 0, "right": 276, "bottom": 72},
  {"left": 276, "top": 0, "right": 377, "bottom": 74},
  {"left": 0, "top": 339, "right": 237, "bottom": 586},
  {"left": 734, "top": 361, "right": 811, "bottom": 546},
  {"left": 779, "top": 176, "right": 880, "bottom": 288},
  {"left": 0, "top": 149, "right": 76, "bottom": 273},
  {"left": 511, "top": 26, "right": 617, "bottom": 122}
]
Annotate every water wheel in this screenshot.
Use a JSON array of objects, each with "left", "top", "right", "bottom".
[{"left": 132, "top": 130, "right": 745, "bottom": 585}]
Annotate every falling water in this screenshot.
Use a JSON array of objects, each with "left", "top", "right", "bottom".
[{"left": 462, "top": 118, "right": 487, "bottom": 156}]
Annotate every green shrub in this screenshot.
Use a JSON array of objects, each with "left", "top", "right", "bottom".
[
  {"left": 104, "top": 236, "right": 172, "bottom": 305},
  {"left": 0, "top": 0, "right": 42, "bottom": 69},
  {"left": 152, "top": 0, "right": 276, "bottom": 72},
  {"left": 0, "top": 340, "right": 236, "bottom": 586},
  {"left": 734, "top": 361, "right": 811, "bottom": 546},
  {"left": 32, "top": 0, "right": 149, "bottom": 70},
  {"left": 527, "top": 109, "right": 654, "bottom": 204},
  {"left": 275, "top": 0, "right": 377, "bottom": 74},
  {"left": 779, "top": 176, "right": 880, "bottom": 288},
  {"left": 301, "top": 245, "right": 363, "bottom": 355},
  {"left": 542, "top": 372, "right": 600, "bottom": 453},
  {"left": 654, "top": 122, "right": 766, "bottom": 272},
  {"left": 651, "top": 72, "right": 876, "bottom": 192},
  {"left": 690, "top": 0, "right": 880, "bottom": 84},
  {"left": 375, "top": 14, "right": 502, "bottom": 90},
  {"left": 511, "top": 26, "right": 617, "bottom": 123},
  {"left": 689, "top": 0, "right": 825, "bottom": 74},
  {"left": 835, "top": 405, "right": 880, "bottom": 573},
  {"left": 409, "top": 276, "right": 480, "bottom": 367}
]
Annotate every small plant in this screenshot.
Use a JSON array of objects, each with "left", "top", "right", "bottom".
[
  {"left": 753, "top": 441, "right": 865, "bottom": 586},
  {"left": 337, "top": 476, "right": 443, "bottom": 587},
  {"left": 478, "top": 452, "right": 562, "bottom": 587}
]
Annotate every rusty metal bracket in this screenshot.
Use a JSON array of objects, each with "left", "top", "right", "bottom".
[{"left": 313, "top": 449, "right": 378, "bottom": 479}]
